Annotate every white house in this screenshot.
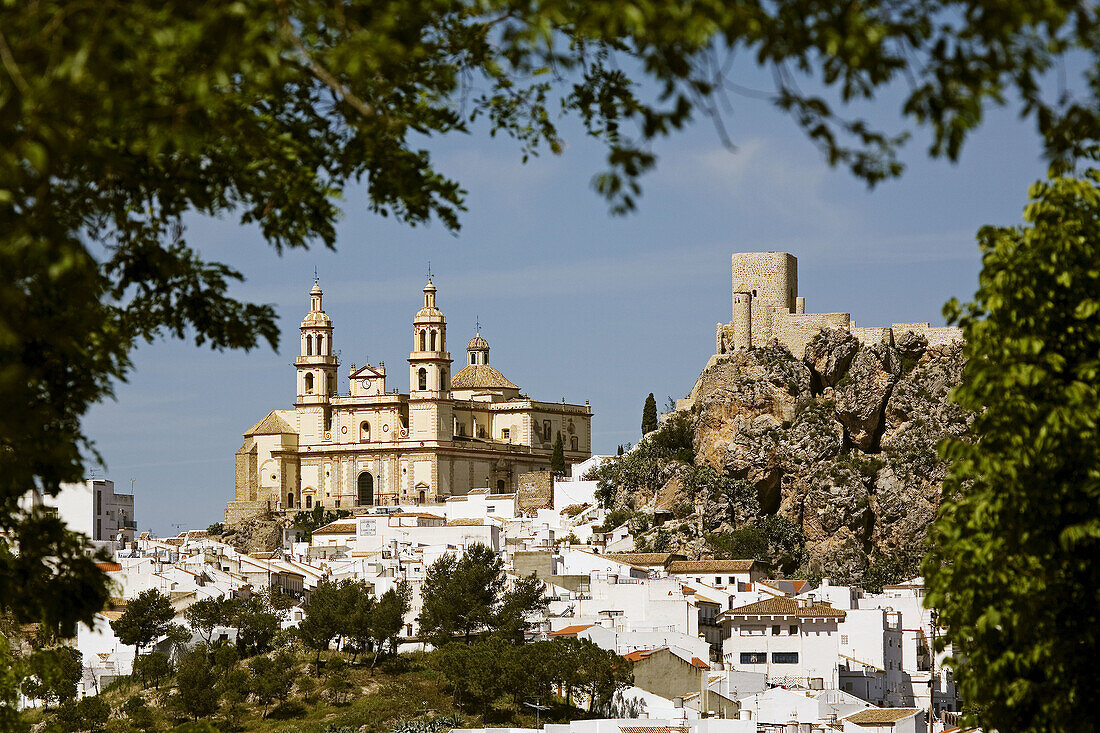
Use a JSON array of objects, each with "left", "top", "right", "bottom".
[
  {"left": 720, "top": 596, "right": 846, "bottom": 688},
  {"left": 842, "top": 707, "right": 926, "bottom": 733}
]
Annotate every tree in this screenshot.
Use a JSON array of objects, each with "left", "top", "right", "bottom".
[
  {"left": 248, "top": 654, "right": 295, "bottom": 718},
  {"left": 370, "top": 582, "right": 411, "bottom": 660},
  {"left": 925, "top": 161, "right": 1100, "bottom": 733},
  {"left": 23, "top": 646, "right": 82, "bottom": 707},
  {"left": 323, "top": 657, "right": 353, "bottom": 706},
  {"left": 216, "top": 668, "right": 250, "bottom": 731},
  {"left": 419, "top": 544, "right": 506, "bottom": 645},
  {"left": 122, "top": 695, "right": 157, "bottom": 733},
  {"left": 298, "top": 578, "right": 341, "bottom": 672},
  {"left": 550, "top": 433, "right": 566, "bottom": 476},
  {"left": 51, "top": 696, "right": 109, "bottom": 733},
  {"left": 111, "top": 589, "right": 174, "bottom": 658},
  {"left": 4, "top": 0, "right": 1100, "bottom": 645},
  {"left": 494, "top": 575, "right": 548, "bottom": 645},
  {"left": 185, "top": 597, "right": 231, "bottom": 644},
  {"left": 231, "top": 597, "right": 279, "bottom": 657},
  {"left": 641, "top": 394, "right": 658, "bottom": 436},
  {"left": 132, "top": 651, "right": 171, "bottom": 689},
  {"left": 174, "top": 646, "right": 220, "bottom": 720}
]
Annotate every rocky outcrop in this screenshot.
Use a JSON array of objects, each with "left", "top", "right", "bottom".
[
  {"left": 625, "top": 331, "right": 968, "bottom": 586},
  {"left": 221, "top": 516, "right": 287, "bottom": 554}
]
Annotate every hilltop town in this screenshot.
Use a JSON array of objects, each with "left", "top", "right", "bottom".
[{"left": 17, "top": 253, "right": 964, "bottom": 733}]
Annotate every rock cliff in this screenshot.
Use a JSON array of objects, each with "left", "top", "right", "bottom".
[{"left": 616, "top": 330, "right": 968, "bottom": 587}]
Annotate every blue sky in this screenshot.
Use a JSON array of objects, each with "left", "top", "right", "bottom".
[{"left": 82, "top": 70, "right": 1050, "bottom": 535}]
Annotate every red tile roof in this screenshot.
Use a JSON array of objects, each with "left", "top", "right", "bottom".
[
  {"left": 728, "top": 596, "right": 846, "bottom": 618},
  {"left": 548, "top": 624, "right": 595, "bottom": 637}
]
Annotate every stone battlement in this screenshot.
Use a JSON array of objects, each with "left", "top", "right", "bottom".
[{"left": 715, "top": 252, "right": 963, "bottom": 358}]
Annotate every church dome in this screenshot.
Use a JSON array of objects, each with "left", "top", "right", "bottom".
[
  {"left": 451, "top": 364, "right": 519, "bottom": 391},
  {"left": 467, "top": 334, "right": 489, "bottom": 350}
]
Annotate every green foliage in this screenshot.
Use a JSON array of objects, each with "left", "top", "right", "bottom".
[
  {"left": 590, "top": 413, "right": 697, "bottom": 511},
  {"left": 248, "top": 652, "right": 296, "bottom": 718},
  {"left": 707, "top": 514, "right": 805, "bottom": 574},
  {"left": 112, "top": 589, "right": 174, "bottom": 657},
  {"left": 232, "top": 597, "right": 280, "bottom": 657},
  {"left": 641, "top": 394, "right": 658, "bottom": 436},
  {"left": 550, "top": 433, "right": 566, "bottom": 476},
  {"left": 50, "top": 696, "right": 110, "bottom": 732},
  {"left": 323, "top": 658, "right": 353, "bottom": 706},
  {"left": 132, "top": 651, "right": 171, "bottom": 689},
  {"left": 418, "top": 544, "right": 504, "bottom": 645},
  {"left": 298, "top": 578, "right": 343, "bottom": 671},
  {"left": 683, "top": 466, "right": 758, "bottom": 529},
  {"left": 185, "top": 597, "right": 232, "bottom": 644},
  {"left": 206, "top": 523, "right": 224, "bottom": 537},
  {"left": 122, "top": 695, "right": 157, "bottom": 733},
  {"left": 24, "top": 646, "right": 82, "bottom": 706},
  {"left": 434, "top": 637, "right": 630, "bottom": 716},
  {"left": 174, "top": 645, "right": 220, "bottom": 720},
  {"left": 0, "top": 634, "right": 27, "bottom": 733},
  {"left": 925, "top": 162, "right": 1100, "bottom": 733},
  {"left": 292, "top": 507, "right": 352, "bottom": 541}
]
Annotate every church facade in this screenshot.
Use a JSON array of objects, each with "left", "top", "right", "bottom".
[{"left": 225, "top": 279, "right": 592, "bottom": 525}]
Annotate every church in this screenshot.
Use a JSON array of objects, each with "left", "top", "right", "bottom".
[{"left": 225, "top": 278, "right": 593, "bottom": 525}]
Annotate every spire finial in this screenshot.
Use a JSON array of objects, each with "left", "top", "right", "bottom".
[
  {"left": 476, "top": 314, "right": 480, "bottom": 334},
  {"left": 427, "top": 261, "right": 432, "bottom": 282},
  {"left": 314, "top": 265, "right": 318, "bottom": 283}
]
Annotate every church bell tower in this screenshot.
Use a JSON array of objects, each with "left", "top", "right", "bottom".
[
  {"left": 408, "top": 279, "right": 453, "bottom": 441},
  {"left": 296, "top": 280, "right": 337, "bottom": 440}
]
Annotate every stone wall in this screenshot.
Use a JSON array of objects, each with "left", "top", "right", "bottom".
[
  {"left": 225, "top": 500, "right": 272, "bottom": 527},
  {"left": 515, "top": 471, "right": 554, "bottom": 516}
]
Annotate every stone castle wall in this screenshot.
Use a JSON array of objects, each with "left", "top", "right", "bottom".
[{"left": 717, "top": 252, "right": 963, "bottom": 358}]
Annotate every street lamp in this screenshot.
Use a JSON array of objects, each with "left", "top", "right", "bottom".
[{"left": 523, "top": 700, "right": 550, "bottom": 728}]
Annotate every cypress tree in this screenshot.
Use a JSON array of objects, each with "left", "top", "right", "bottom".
[
  {"left": 551, "top": 432, "right": 566, "bottom": 476},
  {"left": 641, "top": 393, "right": 658, "bottom": 435}
]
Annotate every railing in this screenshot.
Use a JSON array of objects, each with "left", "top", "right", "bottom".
[{"left": 122, "top": 520, "right": 137, "bottom": 529}]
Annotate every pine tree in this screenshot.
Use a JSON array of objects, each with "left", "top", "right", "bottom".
[
  {"left": 641, "top": 393, "right": 658, "bottom": 436},
  {"left": 551, "top": 432, "right": 566, "bottom": 476}
]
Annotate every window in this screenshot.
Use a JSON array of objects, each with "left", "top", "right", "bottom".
[
  {"left": 420, "top": 330, "right": 426, "bottom": 351},
  {"left": 571, "top": 436, "right": 578, "bottom": 451},
  {"left": 487, "top": 506, "right": 495, "bottom": 513},
  {"left": 430, "top": 330, "right": 437, "bottom": 351},
  {"left": 740, "top": 625, "right": 766, "bottom": 636},
  {"left": 502, "top": 428, "right": 510, "bottom": 441},
  {"left": 317, "top": 335, "right": 325, "bottom": 354},
  {"left": 715, "top": 576, "right": 722, "bottom": 585},
  {"left": 306, "top": 335, "right": 313, "bottom": 355},
  {"left": 771, "top": 625, "right": 781, "bottom": 635},
  {"left": 96, "top": 490, "right": 102, "bottom": 515},
  {"left": 543, "top": 420, "right": 551, "bottom": 441},
  {"left": 497, "top": 480, "right": 505, "bottom": 491},
  {"left": 772, "top": 652, "right": 799, "bottom": 664},
  {"left": 441, "top": 371, "right": 448, "bottom": 390},
  {"left": 334, "top": 500, "right": 340, "bottom": 508},
  {"left": 305, "top": 495, "right": 312, "bottom": 509},
  {"left": 740, "top": 652, "right": 767, "bottom": 664},
  {"left": 418, "top": 368, "right": 427, "bottom": 390},
  {"left": 287, "top": 493, "right": 294, "bottom": 508},
  {"left": 304, "top": 372, "right": 314, "bottom": 393},
  {"left": 789, "top": 625, "right": 799, "bottom": 635},
  {"left": 841, "top": 634, "right": 849, "bottom": 645}
]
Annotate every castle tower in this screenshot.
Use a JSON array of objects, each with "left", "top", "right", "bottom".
[
  {"left": 296, "top": 279, "right": 338, "bottom": 440},
  {"left": 466, "top": 331, "right": 490, "bottom": 365},
  {"left": 730, "top": 252, "right": 798, "bottom": 347},
  {"left": 407, "top": 279, "right": 453, "bottom": 441}
]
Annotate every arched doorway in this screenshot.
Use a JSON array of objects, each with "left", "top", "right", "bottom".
[{"left": 357, "top": 472, "right": 374, "bottom": 506}]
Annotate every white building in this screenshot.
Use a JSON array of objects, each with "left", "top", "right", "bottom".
[
  {"left": 24, "top": 478, "right": 136, "bottom": 545},
  {"left": 720, "top": 596, "right": 846, "bottom": 688},
  {"left": 842, "top": 707, "right": 926, "bottom": 733}
]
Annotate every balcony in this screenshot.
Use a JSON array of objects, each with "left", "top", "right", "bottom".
[{"left": 122, "top": 520, "right": 137, "bottom": 530}]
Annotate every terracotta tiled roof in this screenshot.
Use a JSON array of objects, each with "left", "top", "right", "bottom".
[
  {"left": 95, "top": 562, "right": 122, "bottom": 572},
  {"left": 244, "top": 410, "right": 296, "bottom": 436},
  {"left": 312, "top": 521, "right": 356, "bottom": 535},
  {"left": 845, "top": 708, "right": 921, "bottom": 724},
  {"left": 450, "top": 364, "right": 518, "bottom": 391},
  {"left": 623, "top": 649, "right": 658, "bottom": 662},
  {"left": 667, "top": 559, "right": 765, "bottom": 573},
  {"left": 548, "top": 624, "right": 595, "bottom": 637},
  {"left": 604, "top": 552, "right": 684, "bottom": 567},
  {"left": 447, "top": 518, "right": 486, "bottom": 526},
  {"left": 728, "top": 596, "right": 846, "bottom": 618}
]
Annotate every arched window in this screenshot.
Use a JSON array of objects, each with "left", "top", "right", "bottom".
[
  {"left": 497, "top": 480, "right": 506, "bottom": 491},
  {"left": 418, "top": 368, "right": 427, "bottom": 390},
  {"left": 571, "top": 436, "right": 579, "bottom": 451},
  {"left": 317, "top": 335, "right": 325, "bottom": 355},
  {"left": 287, "top": 493, "right": 294, "bottom": 508},
  {"left": 441, "top": 370, "right": 448, "bottom": 391},
  {"left": 306, "top": 335, "right": 313, "bottom": 356},
  {"left": 430, "top": 330, "right": 437, "bottom": 351},
  {"left": 304, "top": 372, "right": 314, "bottom": 393},
  {"left": 360, "top": 421, "right": 370, "bottom": 442},
  {"left": 305, "top": 495, "right": 312, "bottom": 509},
  {"left": 420, "top": 330, "right": 426, "bottom": 351},
  {"left": 469, "top": 352, "right": 475, "bottom": 365},
  {"left": 357, "top": 472, "right": 374, "bottom": 506}
]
